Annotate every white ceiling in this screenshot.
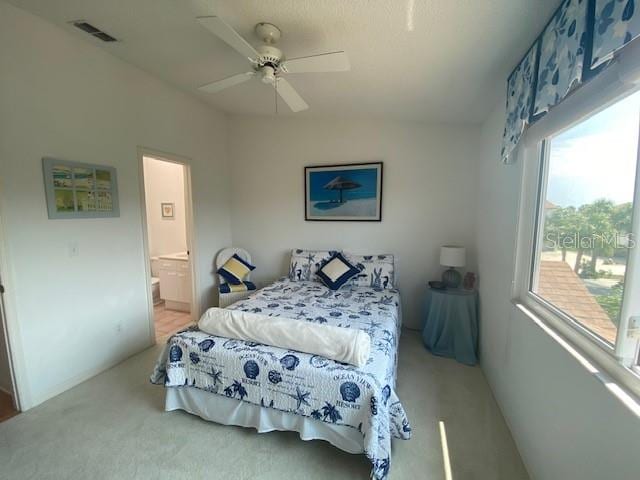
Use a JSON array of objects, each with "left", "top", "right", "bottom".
[{"left": 8, "top": 0, "right": 559, "bottom": 123}]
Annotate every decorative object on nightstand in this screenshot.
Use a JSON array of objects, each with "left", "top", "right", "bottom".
[
  {"left": 463, "top": 271, "right": 476, "bottom": 290},
  {"left": 422, "top": 286, "right": 478, "bottom": 365},
  {"left": 440, "top": 245, "right": 466, "bottom": 289}
]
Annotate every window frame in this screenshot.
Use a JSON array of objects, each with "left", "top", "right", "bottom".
[{"left": 513, "top": 45, "right": 640, "bottom": 401}]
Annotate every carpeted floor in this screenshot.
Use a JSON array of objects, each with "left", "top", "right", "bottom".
[{"left": 0, "top": 330, "right": 529, "bottom": 479}]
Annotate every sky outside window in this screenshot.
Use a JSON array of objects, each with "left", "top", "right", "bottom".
[{"left": 547, "top": 90, "right": 640, "bottom": 208}]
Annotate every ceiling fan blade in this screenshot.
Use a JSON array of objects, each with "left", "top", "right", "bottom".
[
  {"left": 281, "top": 51, "right": 350, "bottom": 74},
  {"left": 274, "top": 77, "right": 308, "bottom": 112},
  {"left": 196, "top": 16, "right": 259, "bottom": 61},
  {"left": 198, "top": 72, "right": 255, "bottom": 94}
]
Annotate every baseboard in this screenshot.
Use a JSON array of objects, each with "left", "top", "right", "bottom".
[{"left": 165, "top": 300, "right": 190, "bottom": 312}]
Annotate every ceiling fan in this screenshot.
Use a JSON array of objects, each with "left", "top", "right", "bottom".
[{"left": 196, "top": 16, "right": 350, "bottom": 112}]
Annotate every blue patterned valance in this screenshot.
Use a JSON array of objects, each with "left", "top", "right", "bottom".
[
  {"left": 501, "top": 44, "right": 538, "bottom": 161},
  {"left": 592, "top": 0, "right": 640, "bottom": 67},
  {"left": 533, "top": 0, "right": 589, "bottom": 118},
  {"left": 501, "top": 0, "right": 640, "bottom": 163}
]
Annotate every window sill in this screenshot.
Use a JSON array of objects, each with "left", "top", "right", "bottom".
[{"left": 512, "top": 299, "right": 640, "bottom": 419}]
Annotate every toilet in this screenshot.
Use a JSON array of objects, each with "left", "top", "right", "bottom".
[{"left": 150, "top": 257, "right": 162, "bottom": 305}]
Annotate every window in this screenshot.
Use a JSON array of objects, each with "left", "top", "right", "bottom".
[{"left": 527, "top": 89, "right": 640, "bottom": 369}]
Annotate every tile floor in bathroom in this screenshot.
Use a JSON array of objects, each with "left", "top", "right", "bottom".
[{"left": 154, "top": 302, "right": 193, "bottom": 340}]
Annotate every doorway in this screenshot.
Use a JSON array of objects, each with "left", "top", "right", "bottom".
[
  {"left": 0, "top": 274, "right": 18, "bottom": 422},
  {"left": 140, "top": 151, "right": 196, "bottom": 342}
]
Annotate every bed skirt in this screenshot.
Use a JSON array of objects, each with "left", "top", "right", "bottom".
[{"left": 165, "top": 387, "right": 365, "bottom": 454}]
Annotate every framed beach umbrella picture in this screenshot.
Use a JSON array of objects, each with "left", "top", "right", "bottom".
[{"left": 305, "top": 162, "right": 383, "bottom": 221}]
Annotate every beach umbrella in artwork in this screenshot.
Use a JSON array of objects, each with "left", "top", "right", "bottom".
[{"left": 323, "top": 176, "right": 361, "bottom": 203}]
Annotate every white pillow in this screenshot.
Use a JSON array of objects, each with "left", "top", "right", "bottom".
[
  {"left": 288, "top": 249, "right": 340, "bottom": 282},
  {"left": 321, "top": 257, "right": 351, "bottom": 280},
  {"left": 316, "top": 253, "right": 362, "bottom": 290},
  {"left": 344, "top": 253, "right": 395, "bottom": 290}
]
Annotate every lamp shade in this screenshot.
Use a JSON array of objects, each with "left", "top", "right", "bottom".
[{"left": 440, "top": 246, "right": 466, "bottom": 268}]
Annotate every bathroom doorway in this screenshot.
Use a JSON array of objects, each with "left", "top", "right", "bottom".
[{"left": 139, "top": 150, "right": 196, "bottom": 342}]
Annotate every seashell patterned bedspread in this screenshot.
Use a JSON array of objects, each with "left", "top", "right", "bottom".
[{"left": 150, "top": 278, "right": 411, "bottom": 479}]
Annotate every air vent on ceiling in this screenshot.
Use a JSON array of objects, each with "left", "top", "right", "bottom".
[{"left": 71, "top": 20, "right": 117, "bottom": 42}]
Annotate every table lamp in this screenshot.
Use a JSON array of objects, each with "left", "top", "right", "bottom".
[{"left": 440, "top": 246, "right": 466, "bottom": 289}]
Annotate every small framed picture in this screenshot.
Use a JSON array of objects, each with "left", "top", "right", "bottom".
[
  {"left": 305, "top": 162, "right": 383, "bottom": 221},
  {"left": 161, "top": 202, "right": 174, "bottom": 218}
]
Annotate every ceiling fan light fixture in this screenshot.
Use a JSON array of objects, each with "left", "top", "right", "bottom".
[{"left": 261, "top": 66, "right": 276, "bottom": 84}]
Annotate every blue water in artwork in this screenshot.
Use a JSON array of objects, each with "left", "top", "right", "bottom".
[{"left": 309, "top": 168, "right": 378, "bottom": 203}]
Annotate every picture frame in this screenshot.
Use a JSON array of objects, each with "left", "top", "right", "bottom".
[
  {"left": 305, "top": 162, "right": 383, "bottom": 221},
  {"left": 161, "top": 202, "right": 175, "bottom": 218},
  {"left": 42, "top": 157, "right": 119, "bottom": 219}
]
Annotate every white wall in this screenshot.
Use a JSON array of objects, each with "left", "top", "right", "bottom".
[
  {"left": 143, "top": 157, "right": 187, "bottom": 258},
  {"left": 228, "top": 116, "right": 479, "bottom": 329},
  {"left": 0, "top": 2, "right": 231, "bottom": 408},
  {"left": 476, "top": 99, "right": 640, "bottom": 479},
  {"left": 7, "top": 15, "right": 638, "bottom": 480}
]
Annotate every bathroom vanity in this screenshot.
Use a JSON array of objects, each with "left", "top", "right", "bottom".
[{"left": 157, "top": 252, "right": 191, "bottom": 312}]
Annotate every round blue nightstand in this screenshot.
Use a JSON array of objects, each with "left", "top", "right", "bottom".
[{"left": 422, "top": 287, "right": 479, "bottom": 365}]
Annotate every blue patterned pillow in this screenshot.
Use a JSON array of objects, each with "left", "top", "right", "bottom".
[
  {"left": 288, "top": 249, "right": 340, "bottom": 282},
  {"left": 345, "top": 253, "right": 395, "bottom": 290},
  {"left": 315, "top": 253, "right": 362, "bottom": 290}
]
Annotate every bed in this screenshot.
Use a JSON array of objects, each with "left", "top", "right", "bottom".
[{"left": 150, "top": 254, "right": 411, "bottom": 479}]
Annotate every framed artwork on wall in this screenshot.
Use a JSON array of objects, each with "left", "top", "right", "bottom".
[
  {"left": 161, "top": 202, "right": 175, "bottom": 218},
  {"left": 305, "top": 162, "right": 383, "bottom": 221},
  {"left": 42, "top": 157, "right": 119, "bottom": 219}
]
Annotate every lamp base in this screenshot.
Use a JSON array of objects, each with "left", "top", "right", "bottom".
[{"left": 442, "top": 267, "right": 461, "bottom": 289}]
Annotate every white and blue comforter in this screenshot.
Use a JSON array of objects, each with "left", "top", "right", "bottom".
[{"left": 150, "top": 278, "right": 411, "bottom": 479}]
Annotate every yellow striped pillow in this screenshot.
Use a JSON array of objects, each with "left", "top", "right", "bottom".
[
  {"left": 219, "top": 281, "right": 256, "bottom": 294},
  {"left": 217, "top": 254, "right": 255, "bottom": 285}
]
